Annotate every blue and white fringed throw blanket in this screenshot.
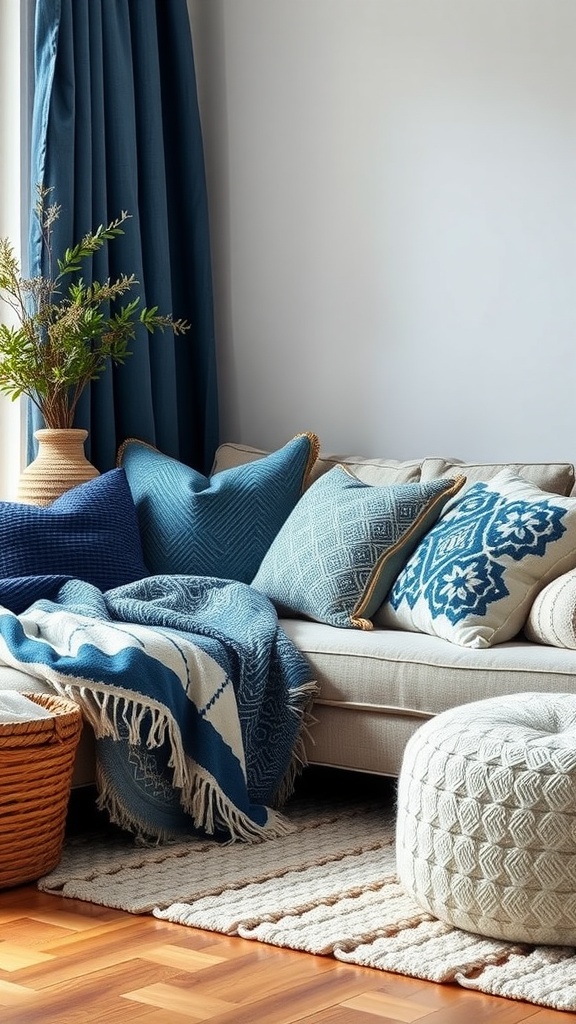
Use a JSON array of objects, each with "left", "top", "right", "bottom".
[{"left": 0, "top": 575, "right": 318, "bottom": 843}]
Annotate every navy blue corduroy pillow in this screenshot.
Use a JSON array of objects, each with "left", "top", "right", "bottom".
[{"left": 0, "top": 468, "right": 149, "bottom": 592}]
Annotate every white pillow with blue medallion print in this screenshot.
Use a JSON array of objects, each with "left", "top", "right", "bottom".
[
  {"left": 251, "top": 466, "right": 465, "bottom": 630},
  {"left": 376, "top": 469, "right": 576, "bottom": 648}
]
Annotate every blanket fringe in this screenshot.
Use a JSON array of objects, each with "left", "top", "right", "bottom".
[
  {"left": 186, "top": 768, "right": 297, "bottom": 844},
  {"left": 275, "top": 679, "right": 319, "bottom": 808},
  {"left": 54, "top": 680, "right": 307, "bottom": 844},
  {"left": 95, "top": 755, "right": 296, "bottom": 846}
]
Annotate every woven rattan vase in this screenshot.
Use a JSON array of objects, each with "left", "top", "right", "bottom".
[
  {"left": 0, "top": 692, "right": 82, "bottom": 889},
  {"left": 17, "top": 428, "right": 99, "bottom": 507}
]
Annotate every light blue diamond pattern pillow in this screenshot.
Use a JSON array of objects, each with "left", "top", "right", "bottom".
[
  {"left": 118, "top": 433, "right": 319, "bottom": 582},
  {"left": 378, "top": 469, "right": 576, "bottom": 648},
  {"left": 251, "top": 466, "right": 465, "bottom": 629}
]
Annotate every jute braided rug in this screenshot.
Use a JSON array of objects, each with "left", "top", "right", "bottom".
[{"left": 38, "top": 796, "right": 576, "bottom": 1012}]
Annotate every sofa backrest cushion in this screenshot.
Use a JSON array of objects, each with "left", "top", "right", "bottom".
[
  {"left": 421, "top": 457, "right": 575, "bottom": 496},
  {"left": 212, "top": 442, "right": 425, "bottom": 486}
]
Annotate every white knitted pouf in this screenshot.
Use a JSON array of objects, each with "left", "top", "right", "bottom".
[{"left": 396, "top": 692, "right": 576, "bottom": 945}]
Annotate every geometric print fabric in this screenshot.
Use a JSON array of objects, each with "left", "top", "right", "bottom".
[
  {"left": 252, "top": 467, "right": 464, "bottom": 629},
  {"left": 382, "top": 469, "right": 576, "bottom": 648},
  {"left": 117, "top": 432, "right": 319, "bottom": 583}
]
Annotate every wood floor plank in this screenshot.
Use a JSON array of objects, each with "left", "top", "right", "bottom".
[
  {"left": 342, "top": 990, "right": 435, "bottom": 1021},
  {"left": 297, "top": 1010, "right": 393, "bottom": 1024},
  {"left": 189, "top": 950, "right": 341, "bottom": 1004},
  {"left": 527, "top": 1012, "right": 576, "bottom": 1023},
  {"left": 0, "top": 980, "right": 40, "bottom": 1008},
  {"left": 358, "top": 976, "right": 474, "bottom": 1011},
  {"left": 18, "top": 908, "right": 117, "bottom": 932},
  {"left": 198, "top": 968, "right": 394, "bottom": 1024},
  {"left": 415, "top": 997, "right": 543, "bottom": 1022},
  {"left": 122, "top": 981, "right": 236, "bottom": 1018},
  {"left": 197, "top": 934, "right": 272, "bottom": 960},
  {"left": 140, "top": 944, "right": 228, "bottom": 971},
  {"left": 37, "top": 914, "right": 167, "bottom": 953},
  {"left": 0, "top": 943, "right": 55, "bottom": 972},
  {"left": 0, "top": 911, "right": 36, "bottom": 925},
  {"left": 5, "top": 957, "right": 186, "bottom": 1024},
  {"left": 0, "top": 918, "right": 76, "bottom": 947},
  {"left": 134, "top": 1013, "right": 206, "bottom": 1024}
]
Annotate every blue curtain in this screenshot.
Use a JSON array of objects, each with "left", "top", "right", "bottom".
[{"left": 28, "top": 0, "right": 219, "bottom": 474}]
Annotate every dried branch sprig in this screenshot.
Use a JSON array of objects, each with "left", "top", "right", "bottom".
[{"left": 0, "top": 184, "right": 190, "bottom": 428}]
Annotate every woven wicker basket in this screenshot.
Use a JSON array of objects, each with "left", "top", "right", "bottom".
[{"left": 0, "top": 692, "right": 83, "bottom": 889}]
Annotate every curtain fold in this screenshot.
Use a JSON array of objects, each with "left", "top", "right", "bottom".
[{"left": 28, "top": 0, "right": 218, "bottom": 474}]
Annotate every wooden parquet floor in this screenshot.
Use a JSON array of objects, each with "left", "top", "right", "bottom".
[
  {"left": 1, "top": 883, "right": 572, "bottom": 1024},
  {"left": 0, "top": 776, "right": 573, "bottom": 1023}
]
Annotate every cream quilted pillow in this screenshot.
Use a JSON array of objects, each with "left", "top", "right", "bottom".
[{"left": 524, "top": 568, "right": 576, "bottom": 648}]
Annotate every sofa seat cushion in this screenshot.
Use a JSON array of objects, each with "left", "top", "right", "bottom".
[
  {"left": 281, "top": 618, "right": 576, "bottom": 774},
  {"left": 282, "top": 619, "right": 576, "bottom": 713}
]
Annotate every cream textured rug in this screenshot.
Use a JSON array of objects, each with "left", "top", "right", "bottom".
[{"left": 38, "top": 797, "right": 576, "bottom": 1013}]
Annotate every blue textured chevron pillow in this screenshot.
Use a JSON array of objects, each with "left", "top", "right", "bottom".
[
  {"left": 118, "top": 433, "right": 320, "bottom": 581},
  {"left": 379, "top": 470, "right": 576, "bottom": 648},
  {"left": 0, "top": 469, "right": 148, "bottom": 598},
  {"left": 251, "top": 466, "right": 465, "bottom": 629}
]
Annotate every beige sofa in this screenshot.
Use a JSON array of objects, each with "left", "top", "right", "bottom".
[
  {"left": 215, "top": 443, "right": 576, "bottom": 778},
  {"left": 5, "top": 444, "right": 576, "bottom": 788}
]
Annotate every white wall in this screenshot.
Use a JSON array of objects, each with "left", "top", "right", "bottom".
[{"left": 189, "top": 0, "right": 576, "bottom": 463}]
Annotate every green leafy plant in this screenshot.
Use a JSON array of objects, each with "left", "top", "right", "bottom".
[{"left": 0, "top": 185, "right": 190, "bottom": 429}]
